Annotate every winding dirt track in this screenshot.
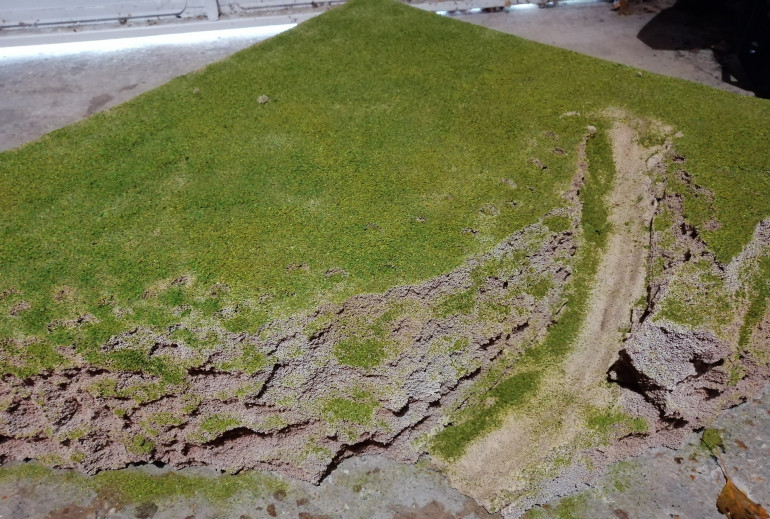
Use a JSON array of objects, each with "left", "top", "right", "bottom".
[
  {"left": 565, "top": 121, "right": 656, "bottom": 401},
  {"left": 448, "top": 118, "right": 660, "bottom": 514}
]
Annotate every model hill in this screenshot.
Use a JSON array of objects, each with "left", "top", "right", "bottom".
[{"left": 1, "top": 0, "right": 769, "bottom": 514}]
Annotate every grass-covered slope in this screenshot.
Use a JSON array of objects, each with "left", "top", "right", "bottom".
[
  {"left": 1, "top": 0, "right": 768, "bottom": 376},
  {"left": 2, "top": 1, "right": 586, "bottom": 375},
  {"left": 1, "top": 0, "right": 770, "bottom": 507}
]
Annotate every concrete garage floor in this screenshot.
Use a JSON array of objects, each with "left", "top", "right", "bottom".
[
  {"left": 0, "top": 31, "right": 280, "bottom": 152},
  {"left": 0, "top": 2, "right": 766, "bottom": 518},
  {"left": 455, "top": 0, "right": 752, "bottom": 97},
  {"left": 0, "top": 0, "right": 753, "bottom": 153}
]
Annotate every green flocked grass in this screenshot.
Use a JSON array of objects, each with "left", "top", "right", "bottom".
[
  {"left": 0, "top": 0, "right": 769, "bottom": 463},
  {"left": 1, "top": 0, "right": 769, "bottom": 377},
  {"left": 0, "top": 462, "right": 287, "bottom": 507}
]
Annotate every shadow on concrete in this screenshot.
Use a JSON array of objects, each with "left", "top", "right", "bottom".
[{"left": 637, "top": 0, "right": 769, "bottom": 97}]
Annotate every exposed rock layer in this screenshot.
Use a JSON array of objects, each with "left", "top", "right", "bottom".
[{"left": 0, "top": 219, "right": 575, "bottom": 482}]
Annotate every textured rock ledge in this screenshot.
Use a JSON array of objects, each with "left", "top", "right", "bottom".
[{"left": 0, "top": 218, "right": 575, "bottom": 482}]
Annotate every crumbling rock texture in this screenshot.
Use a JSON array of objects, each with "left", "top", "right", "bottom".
[
  {"left": 611, "top": 324, "right": 731, "bottom": 424},
  {"left": 610, "top": 140, "right": 770, "bottom": 432},
  {"left": 0, "top": 220, "right": 575, "bottom": 482}
]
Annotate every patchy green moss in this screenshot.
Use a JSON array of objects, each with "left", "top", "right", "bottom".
[
  {"left": 221, "top": 306, "right": 269, "bottom": 334},
  {"left": 301, "top": 442, "right": 334, "bottom": 462},
  {"left": 738, "top": 254, "right": 770, "bottom": 349},
  {"left": 638, "top": 123, "right": 667, "bottom": 149},
  {"left": 62, "top": 425, "right": 90, "bottom": 441},
  {"left": 652, "top": 205, "right": 673, "bottom": 233},
  {"left": 215, "top": 344, "right": 271, "bottom": 375},
  {"left": 141, "top": 412, "right": 186, "bottom": 435},
  {"left": 234, "top": 381, "right": 265, "bottom": 401},
  {"left": 88, "top": 377, "right": 176, "bottom": 405},
  {"left": 543, "top": 215, "right": 572, "bottom": 234},
  {"left": 124, "top": 435, "right": 155, "bottom": 456},
  {"left": 103, "top": 349, "right": 185, "bottom": 385},
  {"left": 333, "top": 338, "right": 386, "bottom": 368},
  {"left": 550, "top": 493, "right": 590, "bottom": 519},
  {"left": 585, "top": 407, "right": 648, "bottom": 442},
  {"left": 477, "top": 300, "right": 511, "bottom": 323},
  {"left": 581, "top": 129, "right": 614, "bottom": 251},
  {"left": 451, "top": 337, "right": 470, "bottom": 352},
  {"left": 0, "top": 463, "right": 50, "bottom": 481},
  {"left": 323, "top": 397, "right": 375, "bottom": 425},
  {"left": 169, "top": 327, "right": 219, "bottom": 350},
  {"left": 657, "top": 259, "right": 733, "bottom": 332},
  {"left": 254, "top": 414, "right": 290, "bottom": 432},
  {"left": 527, "top": 275, "right": 553, "bottom": 299},
  {"left": 0, "top": 462, "right": 287, "bottom": 507},
  {"left": 181, "top": 394, "right": 202, "bottom": 414},
  {"left": 305, "top": 311, "right": 335, "bottom": 339},
  {"left": 702, "top": 428, "right": 725, "bottom": 454},
  {"left": 96, "top": 468, "right": 287, "bottom": 506},
  {"left": 432, "top": 289, "right": 477, "bottom": 318},
  {"left": 0, "top": 340, "right": 66, "bottom": 379},
  {"left": 70, "top": 451, "right": 86, "bottom": 463},
  {"left": 88, "top": 378, "right": 119, "bottom": 398},
  {"left": 199, "top": 414, "right": 242, "bottom": 437},
  {"left": 605, "top": 460, "right": 638, "bottom": 493},
  {"left": 37, "top": 453, "right": 65, "bottom": 467},
  {"left": 727, "top": 361, "right": 745, "bottom": 385}
]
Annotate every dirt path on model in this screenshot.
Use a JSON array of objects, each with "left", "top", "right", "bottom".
[
  {"left": 564, "top": 121, "right": 656, "bottom": 401},
  {"left": 448, "top": 119, "right": 659, "bottom": 514}
]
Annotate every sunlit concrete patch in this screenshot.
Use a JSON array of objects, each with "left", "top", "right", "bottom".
[
  {"left": 0, "top": 455, "right": 499, "bottom": 519},
  {"left": 0, "top": 22, "right": 297, "bottom": 60},
  {"left": 525, "top": 382, "right": 770, "bottom": 519}
]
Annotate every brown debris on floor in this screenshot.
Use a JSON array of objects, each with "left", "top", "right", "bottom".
[{"left": 716, "top": 478, "right": 769, "bottom": 519}]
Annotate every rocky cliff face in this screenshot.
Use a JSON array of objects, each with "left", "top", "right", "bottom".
[
  {"left": 2, "top": 122, "right": 769, "bottom": 519},
  {"left": 0, "top": 218, "right": 576, "bottom": 481},
  {"left": 610, "top": 143, "right": 770, "bottom": 434}
]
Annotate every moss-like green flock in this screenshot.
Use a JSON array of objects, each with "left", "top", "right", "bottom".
[
  {"left": 3, "top": 0, "right": 767, "bottom": 382},
  {"left": 0, "top": 0, "right": 769, "bottom": 506}
]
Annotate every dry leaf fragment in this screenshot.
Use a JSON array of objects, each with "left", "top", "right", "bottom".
[{"left": 717, "top": 477, "right": 769, "bottom": 519}]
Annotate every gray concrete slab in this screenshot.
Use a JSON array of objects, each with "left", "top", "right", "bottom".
[
  {"left": 0, "top": 33, "right": 280, "bottom": 152},
  {"left": 527, "top": 382, "right": 770, "bottom": 518},
  {"left": 455, "top": 1, "right": 751, "bottom": 96}
]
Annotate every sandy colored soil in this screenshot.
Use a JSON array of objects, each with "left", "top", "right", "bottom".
[
  {"left": 564, "top": 119, "right": 656, "bottom": 402},
  {"left": 448, "top": 115, "right": 661, "bottom": 513}
]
